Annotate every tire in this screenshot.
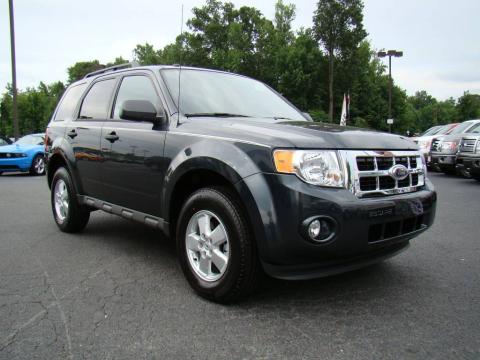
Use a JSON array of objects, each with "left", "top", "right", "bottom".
[
  {"left": 176, "top": 187, "right": 259, "bottom": 303},
  {"left": 29, "top": 154, "right": 46, "bottom": 176},
  {"left": 440, "top": 165, "right": 456, "bottom": 175},
  {"left": 459, "top": 167, "right": 472, "bottom": 179},
  {"left": 472, "top": 173, "right": 480, "bottom": 182},
  {"left": 51, "top": 167, "right": 90, "bottom": 233}
]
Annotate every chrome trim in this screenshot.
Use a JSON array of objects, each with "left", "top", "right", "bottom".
[{"left": 338, "top": 150, "right": 425, "bottom": 198}]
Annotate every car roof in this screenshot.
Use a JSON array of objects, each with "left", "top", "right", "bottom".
[{"left": 69, "top": 64, "right": 248, "bottom": 87}]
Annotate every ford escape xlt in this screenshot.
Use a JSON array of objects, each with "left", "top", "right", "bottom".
[{"left": 45, "top": 64, "right": 437, "bottom": 302}]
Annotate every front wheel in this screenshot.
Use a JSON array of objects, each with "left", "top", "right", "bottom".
[
  {"left": 51, "top": 167, "right": 90, "bottom": 233},
  {"left": 177, "top": 187, "right": 259, "bottom": 303},
  {"left": 30, "top": 154, "right": 46, "bottom": 176}
]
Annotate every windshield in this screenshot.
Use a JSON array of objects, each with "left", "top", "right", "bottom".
[
  {"left": 420, "top": 126, "right": 442, "bottom": 136},
  {"left": 161, "top": 69, "right": 304, "bottom": 121},
  {"left": 437, "top": 125, "right": 456, "bottom": 135},
  {"left": 449, "top": 121, "right": 474, "bottom": 135},
  {"left": 15, "top": 135, "right": 44, "bottom": 146}
]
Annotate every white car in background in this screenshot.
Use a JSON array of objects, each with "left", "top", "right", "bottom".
[{"left": 413, "top": 125, "right": 448, "bottom": 165}]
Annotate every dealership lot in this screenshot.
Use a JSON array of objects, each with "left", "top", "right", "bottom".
[{"left": 0, "top": 172, "right": 478, "bottom": 360}]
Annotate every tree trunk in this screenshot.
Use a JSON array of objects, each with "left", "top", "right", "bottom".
[{"left": 328, "top": 49, "right": 334, "bottom": 122}]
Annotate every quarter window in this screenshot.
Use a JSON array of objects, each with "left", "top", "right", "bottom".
[
  {"left": 54, "top": 83, "right": 86, "bottom": 121},
  {"left": 79, "top": 79, "right": 116, "bottom": 119},
  {"left": 113, "top": 76, "right": 160, "bottom": 119}
]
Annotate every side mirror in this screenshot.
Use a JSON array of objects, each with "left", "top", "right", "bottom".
[
  {"left": 302, "top": 112, "right": 313, "bottom": 121},
  {"left": 120, "top": 100, "right": 165, "bottom": 124}
]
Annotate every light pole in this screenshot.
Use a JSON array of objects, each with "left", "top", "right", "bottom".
[
  {"left": 377, "top": 49, "right": 403, "bottom": 133},
  {"left": 8, "top": 0, "right": 19, "bottom": 140}
]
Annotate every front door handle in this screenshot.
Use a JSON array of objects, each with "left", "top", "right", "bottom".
[
  {"left": 105, "top": 132, "right": 119, "bottom": 143},
  {"left": 67, "top": 129, "right": 77, "bottom": 139}
]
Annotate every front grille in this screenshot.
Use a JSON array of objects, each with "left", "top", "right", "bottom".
[
  {"left": 431, "top": 138, "right": 441, "bottom": 152},
  {"left": 344, "top": 150, "right": 425, "bottom": 198},
  {"left": 368, "top": 213, "right": 427, "bottom": 243},
  {"left": 459, "top": 137, "right": 478, "bottom": 153}
]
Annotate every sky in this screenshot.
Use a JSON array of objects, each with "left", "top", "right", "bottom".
[{"left": 0, "top": 0, "right": 479, "bottom": 100}]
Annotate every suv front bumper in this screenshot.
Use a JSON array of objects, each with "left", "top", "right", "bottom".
[
  {"left": 457, "top": 153, "right": 480, "bottom": 176},
  {"left": 238, "top": 173, "right": 436, "bottom": 280}
]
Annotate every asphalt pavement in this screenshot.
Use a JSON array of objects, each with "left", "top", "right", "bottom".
[{"left": 0, "top": 172, "right": 479, "bottom": 359}]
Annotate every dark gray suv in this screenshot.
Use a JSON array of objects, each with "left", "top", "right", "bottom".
[{"left": 45, "top": 63, "right": 437, "bottom": 302}]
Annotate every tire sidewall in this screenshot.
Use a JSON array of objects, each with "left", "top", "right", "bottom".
[
  {"left": 51, "top": 167, "right": 76, "bottom": 230},
  {"left": 177, "top": 189, "right": 248, "bottom": 300}
]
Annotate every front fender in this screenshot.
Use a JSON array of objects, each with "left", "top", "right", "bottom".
[{"left": 162, "top": 135, "right": 273, "bottom": 220}]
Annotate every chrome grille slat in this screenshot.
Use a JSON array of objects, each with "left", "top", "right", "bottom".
[
  {"left": 459, "top": 137, "right": 477, "bottom": 153},
  {"left": 338, "top": 150, "right": 425, "bottom": 198}
]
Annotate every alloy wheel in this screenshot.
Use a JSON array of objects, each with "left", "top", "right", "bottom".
[
  {"left": 185, "top": 210, "right": 230, "bottom": 282},
  {"left": 53, "top": 179, "right": 69, "bottom": 223}
]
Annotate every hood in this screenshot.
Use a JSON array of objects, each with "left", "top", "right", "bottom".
[
  {"left": 177, "top": 117, "right": 418, "bottom": 150},
  {"left": 0, "top": 143, "right": 42, "bottom": 153}
]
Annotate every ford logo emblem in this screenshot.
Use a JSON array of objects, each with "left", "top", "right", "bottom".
[{"left": 389, "top": 164, "right": 409, "bottom": 180}]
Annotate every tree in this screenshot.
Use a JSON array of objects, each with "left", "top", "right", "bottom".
[
  {"left": 313, "top": 0, "right": 367, "bottom": 122},
  {"left": 457, "top": 92, "right": 480, "bottom": 121},
  {"left": 67, "top": 60, "right": 103, "bottom": 83}
]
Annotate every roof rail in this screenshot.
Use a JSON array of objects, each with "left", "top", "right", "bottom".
[{"left": 83, "top": 61, "right": 139, "bottom": 79}]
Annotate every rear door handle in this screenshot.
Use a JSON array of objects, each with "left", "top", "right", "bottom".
[
  {"left": 67, "top": 129, "right": 77, "bottom": 139},
  {"left": 104, "top": 132, "right": 119, "bottom": 143}
]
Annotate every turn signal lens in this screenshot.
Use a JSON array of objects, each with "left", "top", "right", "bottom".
[{"left": 273, "top": 150, "right": 295, "bottom": 173}]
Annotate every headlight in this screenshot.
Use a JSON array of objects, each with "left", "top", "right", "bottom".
[
  {"left": 3, "top": 153, "right": 27, "bottom": 158},
  {"left": 441, "top": 141, "right": 458, "bottom": 152},
  {"left": 273, "top": 150, "right": 345, "bottom": 187}
]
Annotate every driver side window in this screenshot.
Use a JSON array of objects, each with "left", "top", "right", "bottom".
[{"left": 113, "top": 76, "right": 161, "bottom": 119}]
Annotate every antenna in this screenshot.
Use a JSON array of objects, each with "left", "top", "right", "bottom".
[{"left": 177, "top": 4, "right": 184, "bottom": 125}]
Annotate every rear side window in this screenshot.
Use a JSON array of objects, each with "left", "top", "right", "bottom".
[
  {"left": 113, "top": 76, "right": 161, "bottom": 119},
  {"left": 79, "top": 79, "right": 116, "bottom": 119},
  {"left": 54, "top": 83, "right": 86, "bottom": 121}
]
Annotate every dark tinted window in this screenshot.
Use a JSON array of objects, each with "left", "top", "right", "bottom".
[
  {"left": 54, "top": 83, "right": 86, "bottom": 121},
  {"left": 79, "top": 79, "right": 116, "bottom": 119},
  {"left": 113, "top": 76, "right": 160, "bottom": 119}
]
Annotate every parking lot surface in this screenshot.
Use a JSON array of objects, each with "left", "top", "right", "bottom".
[{"left": 0, "top": 172, "right": 479, "bottom": 359}]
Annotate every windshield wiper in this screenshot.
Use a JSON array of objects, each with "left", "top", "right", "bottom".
[
  {"left": 264, "top": 116, "right": 294, "bottom": 121},
  {"left": 184, "top": 112, "right": 251, "bottom": 118}
]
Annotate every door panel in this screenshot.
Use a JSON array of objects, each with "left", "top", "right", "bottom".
[
  {"left": 101, "top": 122, "right": 166, "bottom": 216},
  {"left": 67, "top": 121, "right": 104, "bottom": 198},
  {"left": 69, "top": 77, "right": 117, "bottom": 198}
]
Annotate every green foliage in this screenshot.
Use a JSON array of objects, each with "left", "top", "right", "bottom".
[
  {"left": 67, "top": 60, "right": 103, "bottom": 83},
  {"left": 313, "top": 0, "right": 367, "bottom": 121},
  {"left": 457, "top": 92, "right": 480, "bottom": 120},
  {"left": 0, "top": 82, "right": 65, "bottom": 136}
]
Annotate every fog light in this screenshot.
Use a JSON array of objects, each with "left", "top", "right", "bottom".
[
  {"left": 308, "top": 220, "right": 321, "bottom": 239},
  {"left": 301, "top": 216, "right": 337, "bottom": 243}
]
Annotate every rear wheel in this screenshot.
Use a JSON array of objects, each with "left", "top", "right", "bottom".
[
  {"left": 51, "top": 167, "right": 90, "bottom": 233},
  {"left": 29, "top": 154, "right": 45, "bottom": 176},
  {"left": 177, "top": 187, "right": 259, "bottom": 303}
]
